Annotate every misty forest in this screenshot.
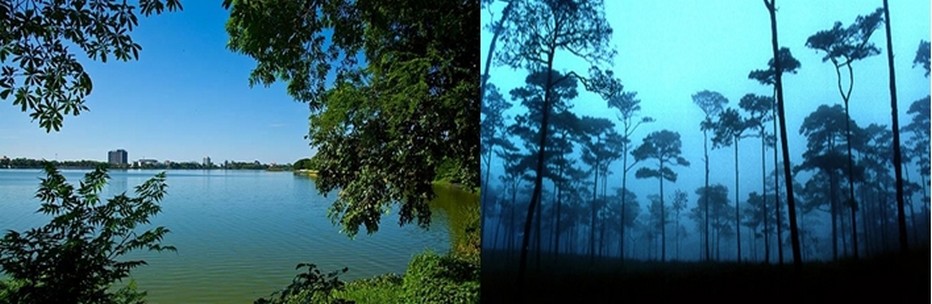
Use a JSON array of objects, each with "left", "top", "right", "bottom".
[{"left": 480, "top": 0, "right": 929, "bottom": 301}]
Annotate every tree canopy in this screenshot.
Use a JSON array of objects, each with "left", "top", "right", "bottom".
[
  {"left": 0, "top": 0, "right": 182, "bottom": 132},
  {"left": 224, "top": 0, "right": 478, "bottom": 237}
]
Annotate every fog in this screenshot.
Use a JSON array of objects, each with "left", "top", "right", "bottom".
[{"left": 480, "top": 0, "right": 930, "bottom": 266}]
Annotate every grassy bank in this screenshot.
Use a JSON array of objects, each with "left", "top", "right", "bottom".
[{"left": 481, "top": 247, "right": 930, "bottom": 303}]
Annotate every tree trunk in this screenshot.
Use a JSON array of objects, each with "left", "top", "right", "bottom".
[
  {"left": 762, "top": 131, "right": 770, "bottom": 263},
  {"left": 621, "top": 151, "right": 628, "bottom": 261},
  {"left": 704, "top": 127, "right": 711, "bottom": 261},
  {"left": 518, "top": 47, "right": 555, "bottom": 287},
  {"left": 773, "top": 89, "right": 784, "bottom": 265},
  {"left": 735, "top": 138, "right": 742, "bottom": 263},
  {"left": 883, "top": 0, "right": 909, "bottom": 253},
  {"left": 660, "top": 161, "right": 666, "bottom": 262},
  {"left": 842, "top": 98, "right": 859, "bottom": 259},
  {"left": 831, "top": 166, "right": 839, "bottom": 260},
  {"left": 480, "top": 1, "right": 514, "bottom": 100},
  {"left": 590, "top": 156, "right": 600, "bottom": 263},
  {"left": 764, "top": 0, "right": 802, "bottom": 268}
]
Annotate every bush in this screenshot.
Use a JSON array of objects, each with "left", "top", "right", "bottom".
[
  {"left": 255, "top": 264, "right": 351, "bottom": 304},
  {"left": 0, "top": 164, "right": 173, "bottom": 303},
  {"left": 333, "top": 274, "right": 403, "bottom": 304},
  {"left": 401, "top": 251, "right": 479, "bottom": 304}
]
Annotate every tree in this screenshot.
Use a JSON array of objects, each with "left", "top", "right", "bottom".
[
  {"left": 602, "top": 73, "right": 652, "bottom": 261},
  {"left": 692, "top": 90, "right": 727, "bottom": 261},
  {"left": 712, "top": 107, "right": 751, "bottom": 262},
  {"left": 548, "top": 110, "right": 584, "bottom": 257},
  {"left": 494, "top": 0, "right": 615, "bottom": 284},
  {"left": 763, "top": 0, "right": 802, "bottom": 267},
  {"left": 914, "top": 40, "right": 930, "bottom": 77},
  {"left": 805, "top": 7, "right": 884, "bottom": 259},
  {"left": 480, "top": 0, "right": 516, "bottom": 100},
  {"left": 0, "top": 0, "right": 183, "bottom": 132},
  {"left": 615, "top": 188, "right": 641, "bottom": 258},
  {"left": 880, "top": 0, "right": 909, "bottom": 253},
  {"left": 690, "top": 184, "right": 733, "bottom": 261},
  {"left": 0, "top": 164, "right": 174, "bottom": 303},
  {"left": 906, "top": 40, "right": 930, "bottom": 203},
  {"left": 670, "top": 189, "right": 688, "bottom": 260},
  {"left": 748, "top": 46, "right": 800, "bottom": 265},
  {"left": 904, "top": 98, "right": 930, "bottom": 198},
  {"left": 481, "top": 84, "right": 514, "bottom": 207},
  {"left": 579, "top": 116, "right": 619, "bottom": 262},
  {"left": 797, "top": 104, "right": 865, "bottom": 259},
  {"left": 633, "top": 130, "right": 689, "bottom": 262},
  {"left": 225, "top": 0, "right": 478, "bottom": 237},
  {"left": 739, "top": 94, "right": 774, "bottom": 262}
]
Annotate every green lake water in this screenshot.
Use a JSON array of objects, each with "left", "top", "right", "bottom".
[{"left": 0, "top": 169, "right": 460, "bottom": 303}]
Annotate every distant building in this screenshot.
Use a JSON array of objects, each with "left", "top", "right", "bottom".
[
  {"left": 108, "top": 149, "right": 128, "bottom": 166},
  {"left": 203, "top": 156, "right": 212, "bottom": 168},
  {"left": 138, "top": 159, "right": 158, "bottom": 166}
]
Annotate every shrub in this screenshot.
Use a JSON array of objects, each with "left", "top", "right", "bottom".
[
  {"left": 401, "top": 251, "right": 479, "bottom": 304},
  {"left": 333, "top": 274, "right": 403, "bottom": 304},
  {"left": 255, "top": 264, "right": 351, "bottom": 304},
  {"left": 0, "top": 164, "right": 174, "bottom": 303}
]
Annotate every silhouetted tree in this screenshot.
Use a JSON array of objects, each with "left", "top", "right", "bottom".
[
  {"left": 670, "top": 189, "right": 688, "bottom": 260},
  {"left": 914, "top": 40, "right": 930, "bottom": 77},
  {"left": 633, "top": 130, "right": 689, "bottom": 262},
  {"left": 904, "top": 98, "right": 930, "bottom": 199},
  {"left": 495, "top": 0, "right": 614, "bottom": 283},
  {"left": 749, "top": 47, "right": 801, "bottom": 265},
  {"left": 615, "top": 188, "right": 641, "bottom": 258},
  {"left": 480, "top": 0, "right": 516, "bottom": 99},
  {"left": 797, "top": 104, "right": 865, "bottom": 259},
  {"left": 763, "top": 0, "right": 802, "bottom": 267},
  {"left": 579, "top": 116, "right": 619, "bottom": 262},
  {"left": 878, "top": 0, "right": 910, "bottom": 253},
  {"left": 712, "top": 107, "right": 751, "bottom": 262},
  {"left": 481, "top": 84, "right": 514, "bottom": 240},
  {"left": 692, "top": 90, "right": 727, "bottom": 261},
  {"left": 593, "top": 69, "right": 653, "bottom": 261},
  {"left": 740, "top": 94, "right": 775, "bottom": 262},
  {"left": 806, "top": 7, "right": 884, "bottom": 259},
  {"left": 690, "top": 184, "right": 733, "bottom": 261}
]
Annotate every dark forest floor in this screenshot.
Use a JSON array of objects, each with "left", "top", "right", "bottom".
[{"left": 481, "top": 247, "right": 930, "bottom": 303}]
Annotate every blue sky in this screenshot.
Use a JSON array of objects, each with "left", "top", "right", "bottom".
[
  {"left": 1, "top": 1, "right": 314, "bottom": 164},
  {"left": 482, "top": 0, "right": 930, "bottom": 203}
]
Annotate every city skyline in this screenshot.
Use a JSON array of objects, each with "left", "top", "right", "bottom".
[{"left": 1, "top": 150, "right": 291, "bottom": 165}]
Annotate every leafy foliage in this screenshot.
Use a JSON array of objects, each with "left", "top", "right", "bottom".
[
  {"left": 805, "top": 8, "right": 884, "bottom": 64},
  {"left": 748, "top": 47, "right": 801, "bottom": 85},
  {"left": 711, "top": 108, "right": 751, "bottom": 149},
  {"left": 633, "top": 130, "right": 689, "bottom": 183},
  {"left": 0, "top": 164, "right": 174, "bottom": 303},
  {"left": 225, "top": 0, "right": 478, "bottom": 237},
  {"left": 0, "top": 0, "right": 182, "bottom": 132},
  {"left": 401, "top": 251, "right": 479, "bottom": 304},
  {"left": 914, "top": 40, "right": 930, "bottom": 77},
  {"left": 255, "top": 264, "right": 350, "bottom": 304},
  {"left": 253, "top": 263, "right": 352, "bottom": 304},
  {"left": 495, "top": 0, "right": 615, "bottom": 71},
  {"left": 293, "top": 157, "right": 323, "bottom": 171},
  {"left": 332, "top": 274, "right": 403, "bottom": 304}
]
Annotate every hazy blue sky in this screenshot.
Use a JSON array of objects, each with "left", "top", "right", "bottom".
[
  {"left": 482, "top": 1, "right": 930, "bottom": 202},
  {"left": 1, "top": 1, "right": 314, "bottom": 164}
]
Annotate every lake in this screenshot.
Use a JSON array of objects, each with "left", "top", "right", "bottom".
[{"left": 0, "top": 169, "right": 457, "bottom": 303}]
